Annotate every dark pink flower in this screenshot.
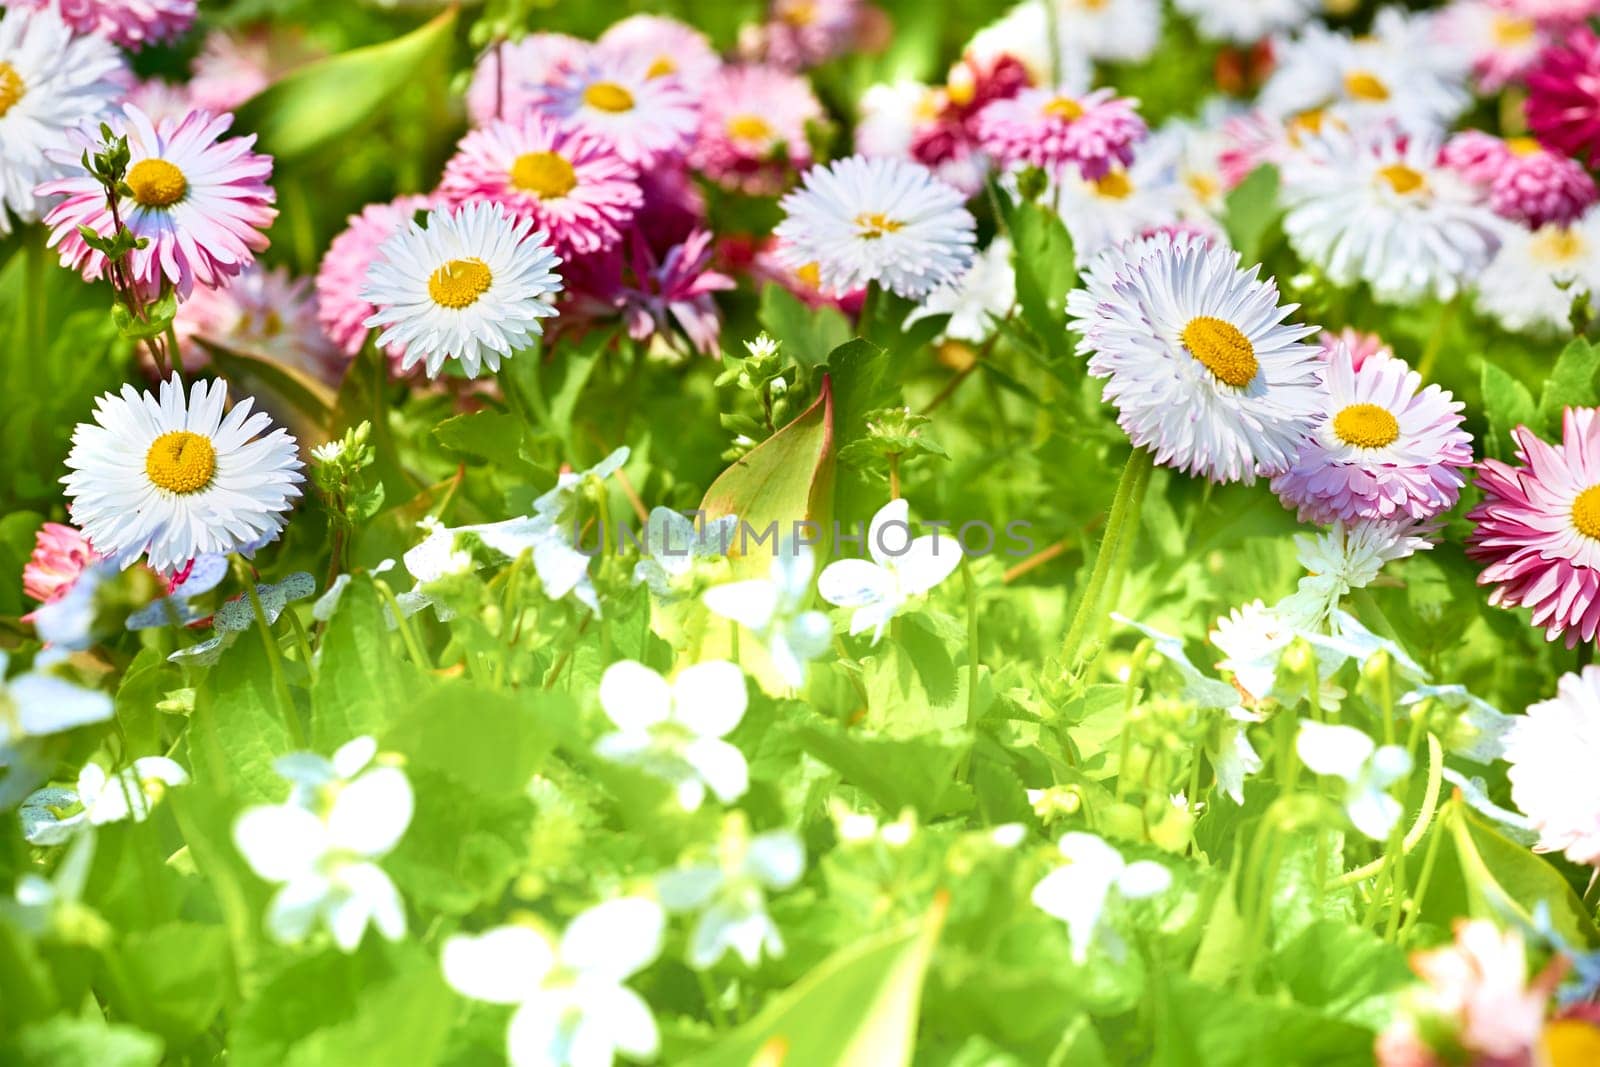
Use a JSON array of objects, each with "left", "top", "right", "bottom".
[
  {"left": 976, "top": 86, "right": 1146, "bottom": 181},
  {"left": 1443, "top": 130, "right": 1598, "bottom": 228},
  {"left": 568, "top": 231, "right": 733, "bottom": 356},
  {"left": 1526, "top": 28, "right": 1600, "bottom": 168},
  {"left": 22, "top": 522, "right": 101, "bottom": 620}
]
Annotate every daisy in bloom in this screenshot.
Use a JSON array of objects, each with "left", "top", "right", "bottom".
[
  {"left": 690, "top": 64, "right": 823, "bottom": 196},
  {"left": 0, "top": 5, "right": 124, "bottom": 235},
  {"left": 442, "top": 898, "right": 664, "bottom": 1067},
  {"left": 975, "top": 86, "right": 1146, "bottom": 182},
  {"left": 595, "top": 660, "right": 750, "bottom": 811},
  {"left": 774, "top": 155, "right": 976, "bottom": 299},
  {"left": 1297, "top": 720, "right": 1412, "bottom": 841},
  {"left": 1065, "top": 234, "right": 1322, "bottom": 484},
  {"left": 598, "top": 13, "right": 721, "bottom": 85},
  {"left": 0, "top": 650, "right": 113, "bottom": 754},
  {"left": 1045, "top": 134, "right": 1194, "bottom": 257},
  {"left": 1272, "top": 345, "right": 1471, "bottom": 525},
  {"left": 1442, "top": 130, "right": 1597, "bottom": 228},
  {"left": 123, "top": 77, "right": 194, "bottom": 126},
  {"left": 465, "top": 32, "right": 588, "bottom": 127},
  {"left": 21, "top": 757, "right": 188, "bottom": 845},
  {"left": 1436, "top": 0, "right": 1549, "bottom": 93},
  {"left": 1281, "top": 128, "right": 1502, "bottom": 305},
  {"left": 1320, "top": 326, "right": 1392, "bottom": 370},
  {"left": 1172, "top": 0, "right": 1319, "bottom": 44},
  {"left": 234, "top": 737, "right": 413, "bottom": 952},
  {"left": 11, "top": 0, "right": 193, "bottom": 50},
  {"left": 1477, "top": 206, "right": 1600, "bottom": 335},
  {"left": 42, "top": 105, "right": 277, "bottom": 299},
  {"left": 1054, "top": 0, "right": 1162, "bottom": 64},
  {"left": 1276, "top": 517, "right": 1436, "bottom": 631},
  {"left": 1032, "top": 833, "right": 1170, "bottom": 963},
  {"left": 362, "top": 201, "right": 563, "bottom": 379},
  {"left": 534, "top": 48, "right": 698, "bottom": 169},
  {"left": 855, "top": 79, "right": 989, "bottom": 197},
  {"left": 743, "top": 0, "right": 862, "bottom": 70},
  {"left": 188, "top": 27, "right": 324, "bottom": 113},
  {"left": 1527, "top": 27, "right": 1600, "bottom": 168},
  {"left": 1377, "top": 920, "right": 1563, "bottom": 1067},
  {"left": 658, "top": 820, "right": 805, "bottom": 969},
  {"left": 22, "top": 523, "right": 101, "bottom": 622},
  {"left": 817, "top": 499, "right": 963, "bottom": 641},
  {"left": 174, "top": 264, "right": 343, "bottom": 383},
  {"left": 437, "top": 113, "right": 642, "bottom": 258},
  {"left": 1504, "top": 666, "right": 1600, "bottom": 864},
  {"left": 63, "top": 375, "right": 303, "bottom": 575},
  {"left": 1468, "top": 409, "right": 1600, "bottom": 646},
  {"left": 905, "top": 235, "right": 1016, "bottom": 344},
  {"left": 315, "top": 192, "right": 432, "bottom": 364}
]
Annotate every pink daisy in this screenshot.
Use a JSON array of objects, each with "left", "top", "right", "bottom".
[
  {"left": 598, "top": 14, "right": 721, "bottom": 86},
  {"left": 741, "top": 0, "right": 862, "bottom": 70},
  {"left": 567, "top": 230, "right": 733, "bottom": 356},
  {"left": 11, "top": 0, "right": 194, "bottom": 50},
  {"left": 1318, "top": 327, "right": 1391, "bottom": 371},
  {"left": 1443, "top": 130, "right": 1598, "bottom": 228},
  {"left": 437, "top": 113, "right": 642, "bottom": 258},
  {"left": 690, "top": 65, "right": 823, "bottom": 196},
  {"left": 465, "top": 32, "right": 589, "bottom": 128},
  {"left": 122, "top": 78, "right": 194, "bottom": 126},
  {"left": 175, "top": 264, "right": 342, "bottom": 384},
  {"left": 1435, "top": 1, "right": 1548, "bottom": 94},
  {"left": 534, "top": 48, "right": 698, "bottom": 168},
  {"left": 1271, "top": 344, "right": 1473, "bottom": 525},
  {"left": 22, "top": 522, "right": 102, "bottom": 621},
  {"left": 1526, "top": 28, "right": 1600, "bottom": 169},
  {"left": 1466, "top": 407, "right": 1600, "bottom": 647},
  {"left": 40, "top": 105, "right": 276, "bottom": 300},
  {"left": 976, "top": 86, "right": 1146, "bottom": 181},
  {"left": 315, "top": 192, "right": 432, "bottom": 366},
  {"left": 188, "top": 28, "right": 324, "bottom": 114}
]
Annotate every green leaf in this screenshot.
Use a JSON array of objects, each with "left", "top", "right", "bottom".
[
  {"left": 199, "top": 337, "right": 336, "bottom": 448},
  {"left": 701, "top": 374, "right": 837, "bottom": 539},
  {"left": 1450, "top": 804, "right": 1600, "bottom": 948},
  {"left": 232, "top": 9, "right": 458, "bottom": 161},
  {"left": 760, "top": 283, "right": 852, "bottom": 368},
  {"left": 0, "top": 509, "right": 43, "bottom": 616},
  {"left": 1537, "top": 337, "right": 1600, "bottom": 432},
  {"left": 792, "top": 721, "right": 973, "bottom": 817},
  {"left": 1150, "top": 973, "right": 1373, "bottom": 1067},
  {"left": 188, "top": 634, "right": 294, "bottom": 803},
  {"left": 311, "top": 578, "right": 418, "bottom": 749},
  {"left": 1, "top": 1017, "right": 162, "bottom": 1067},
  {"left": 384, "top": 683, "right": 565, "bottom": 797},
  {"left": 98, "top": 923, "right": 229, "bottom": 1043},
  {"left": 1480, "top": 362, "right": 1538, "bottom": 463},
  {"left": 1222, "top": 165, "right": 1281, "bottom": 266},
  {"left": 678, "top": 900, "right": 946, "bottom": 1067},
  {"left": 434, "top": 410, "right": 531, "bottom": 470},
  {"left": 1005, "top": 200, "right": 1077, "bottom": 343}
]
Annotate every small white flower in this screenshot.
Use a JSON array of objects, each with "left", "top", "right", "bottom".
[
  {"left": 817, "top": 499, "right": 962, "bottom": 642},
  {"left": 20, "top": 757, "right": 188, "bottom": 845},
  {"left": 1276, "top": 517, "right": 1435, "bottom": 631},
  {"left": 1296, "top": 719, "right": 1412, "bottom": 841},
  {"left": 703, "top": 542, "right": 832, "bottom": 688},
  {"left": 0, "top": 650, "right": 113, "bottom": 751},
  {"left": 1031, "top": 833, "right": 1170, "bottom": 963},
  {"left": 596, "top": 660, "right": 749, "bottom": 811},
  {"left": 1504, "top": 666, "right": 1600, "bottom": 865},
  {"left": 904, "top": 236, "right": 1016, "bottom": 344},
  {"left": 632, "top": 507, "right": 738, "bottom": 600},
  {"left": 658, "top": 826, "right": 804, "bottom": 969},
  {"left": 442, "top": 897, "right": 664, "bottom": 1067},
  {"left": 232, "top": 736, "right": 412, "bottom": 952}
]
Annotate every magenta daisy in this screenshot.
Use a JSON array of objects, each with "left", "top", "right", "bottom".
[
  {"left": 567, "top": 230, "right": 733, "bottom": 356},
  {"left": 1272, "top": 344, "right": 1472, "bottom": 525},
  {"left": 1443, "top": 130, "right": 1598, "bottom": 228},
  {"left": 315, "top": 193, "right": 433, "bottom": 365},
  {"left": 465, "top": 32, "right": 589, "bottom": 128},
  {"left": 534, "top": 48, "right": 698, "bottom": 168},
  {"left": 40, "top": 105, "right": 276, "bottom": 300},
  {"left": 437, "top": 113, "right": 642, "bottom": 258},
  {"left": 1467, "top": 407, "right": 1600, "bottom": 647},
  {"left": 1526, "top": 27, "right": 1600, "bottom": 168},
  {"left": 12, "top": 0, "right": 194, "bottom": 50},
  {"left": 598, "top": 14, "right": 721, "bottom": 86},
  {"left": 976, "top": 86, "right": 1146, "bottom": 181},
  {"left": 690, "top": 65, "right": 823, "bottom": 196}
]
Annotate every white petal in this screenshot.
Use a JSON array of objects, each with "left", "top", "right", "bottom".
[
  {"left": 443, "top": 925, "right": 556, "bottom": 1005},
  {"left": 507, "top": 996, "right": 567, "bottom": 1067},
  {"left": 746, "top": 830, "right": 805, "bottom": 889},
  {"left": 234, "top": 805, "right": 328, "bottom": 881},
  {"left": 576, "top": 983, "right": 658, "bottom": 1060},
  {"left": 560, "top": 897, "right": 664, "bottom": 981},
  {"left": 1295, "top": 720, "right": 1375, "bottom": 782},
  {"left": 703, "top": 578, "right": 779, "bottom": 631},
  {"left": 670, "top": 661, "right": 747, "bottom": 737},
  {"left": 331, "top": 736, "right": 379, "bottom": 779},
  {"left": 865, "top": 499, "right": 911, "bottom": 567},
  {"left": 598, "top": 661, "right": 673, "bottom": 732},
  {"left": 656, "top": 865, "right": 723, "bottom": 912},
  {"left": 683, "top": 738, "right": 749, "bottom": 804},
  {"left": 266, "top": 876, "right": 331, "bottom": 945},
  {"left": 1347, "top": 787, "right": 1404, "bottom": 842},
  {"left": 1115, "top": 861, "right": 1171, "bottom": 899},
  {"left": 816, "top": 559, "right": 895, "bottom": 609},
  {"left": 893, "top": 535, "right": 962, "bottom": 596},
  {"left": 326, "top": 766, "right": 413, "bottom": 857},
  {"left": 9, "top": 674, "right": 113, "bottom": 736}
]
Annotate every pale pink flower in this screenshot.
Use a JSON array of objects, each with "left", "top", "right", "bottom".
[
  {"left": 175, "top": 264, "right": 342, "bottom": 384},
  {"left": 742, "top": 0, "right": 863, "bottom": 70},
  {"left": 315, "top": 193, "right": 432, "bottom": 367},
  {"left": 465, "top": 33, "right": 589, "bottom": 127},
  {"left": 976, "top": 86, "right": 1146, "bottom": 181},
  {"left": 1319, "top": 328, "right": 1392, "bottom": 371},
  {"left": 11, "top": 0, "right": 194, "bottom": 50},
  {"left": 122, "top": 78, "right": 194, "bottom": 126},
  {"left": 22, "top": 522, "right": 101, "bottom": 621},
  {"left": 188, "top": 28, "right": 324, "bottom": 113},
  {"left": 534, "top": 48, "right": 699, "bottom": 168},
  {"left": 40, "top": 105, "right": 277, "bottom": 300},
  {"left": 690, "top": 65, "right": 823, "bottom": 195},
  {"left": 598, "top": 14, "right": 721, "bottom": 86},
  {"left": 1434, "top": 0, "right": 1549, "bottom": 93}
]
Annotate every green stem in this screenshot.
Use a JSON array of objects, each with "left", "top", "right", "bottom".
[
  {"left": 238, "top": 559, "right": 303, "bottom": 748},
  {"left": 1059, "top": 449, "right": 1154, "bottom": 670},
  {"left": 374, "top": 579, "right": 432, "bottom": 672},
  {"left": 1334, "top": 733, "right": 1444, "bottom": 888},
  {"left": 963, "top": 560, "right": 979, "bottom": 731},
  {"left": 1415, "top": 297, "right": 1458, "bottom": 383}
]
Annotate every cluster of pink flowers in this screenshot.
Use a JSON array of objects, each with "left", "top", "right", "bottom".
[
  {"left": 12, "top": 0, "right": 194, "bottom": 50},
  {"left": 975, "top": 86, "right": 1146, "bottom": 181},
  {"left": 1527, "top": 27, "right": 1600, "bottom": 169},
  {"left": 1443, "top": 130, "right": 1597, "bottom": 227}
]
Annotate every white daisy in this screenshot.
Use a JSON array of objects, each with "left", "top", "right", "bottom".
[
  {"left": 1043, "top": 138, "right": 1189, "bottom": 258},
  {"left": 1281, "top": 127, "right": 1502, "bottom": 304},
  {"left": 817, "top": 498, "right": 963, "bottom": 641},
  {"left": 904, "top": 235, "right": 1016, "bottom": 343},
  {"left": 536, "top": 47, "right": 698, "bottom": 168},
  {"left": 0, "top": 4, "right": 124, "bottom": 234},
  {"left": 774, "top": 155, "right": 977, "bottom": 299},
  {"left": 1055, "top": 0, "right": 1162, "bottom": 64},
  {"left": 658, "top": 824, "right": 804, "bottom": 970},
  {"left": 363, "top": 201, "right": 563, "bottom": 379},
  {"left": 1173, "top": 0, "right": 1319, "bottom": 45},
  {"left": 1476, "top": 209, "right": 1600, "bottom": 336},
  {"left": 1066, "top": 234, "right": 1322, "bottom": 483},
  {"left": 595, "top": 659, "right": 750, "bottom": 811},
  {"left": 1504, "top": 666, "right": 1600, "bottom": 865},
  {"left": 62, "top": 375, "right": 304, "bottom": 575}
]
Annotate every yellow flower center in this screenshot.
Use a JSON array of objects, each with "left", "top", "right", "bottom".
[
  {"left": 126, "top": 158, "right": 188, "bottom": 208},
  {"left": 1181, "top": 317, "right": 1258, "bottom": 388},
  {"left": 1343, "top": 70, "right": 1390, "bottom": 102},
  {"left": 1378, "top": 163, "right": 1426, "bottom": 195},
  {"left": 427, "top": 258, "right": 494, "bottom": 310},
  {"left": 583, "top": 81, "right": 635, "bottom": 113},
  {"left": 145, "top": 431, "right": 217, "bottom": 495},
  {"left": 509, "top": 151, "right": 578, "bottom": 199},
  {"left": 1332, "top": 403, "right": 1400, "bottom": 449},
  {"left": 1574, "top": 486, "right": 1600, "bottom": 539},
  {"left": 854, "top": 212, "right": 904, "bottom": 239},
  {"left": 1044, "top": 96, "right": 1084, "bottom": 121},
  {"left": 781, "top": 0, "right": 816, "bottom": 26},
  {"left": 1492, "top": 15, "right": 1536, "bottom": 46},
  {"left": 1507, "top": 136, "right": 1542, "bottom": 157},
  {"left": 1531, "top": 225, "right": 1586, "bottom": 265},
  {"left": 796, "top": 262, "right": 822, "bottom": 288},
  {"left": 726, "top": 114, "right": 775, "bottom": 142},
  {"left": 1544, "top": 1019, "right": 1600, "bottom": 1067},
  {"left": 645, "top": 56, "right": 675, "bottom": 79},
  {"left": 1186, "top": 171, "right": 1221, "bottom": 204},
  {"left": 0, "top": 62, "right": 24, "bottom": 118},
  {"left": 1095, "top": 171, "right": 1133, "bottom": 199}
]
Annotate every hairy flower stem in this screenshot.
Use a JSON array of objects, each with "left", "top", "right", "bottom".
[
  {"left": 1334, "top": 733, "right": 1444, "bottom": 890},
  {"left": 1060, "top": 449, "right": 1154, "bottom": 672}
]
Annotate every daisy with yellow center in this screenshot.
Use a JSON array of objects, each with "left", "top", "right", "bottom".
[
  {"left": 1067, "top": 233, "right": 1322, "bottom": 484},
  {"left": 363, "top": 201, "right": 564, "bottom": 379},
  {"left": 541, "top": 51, "right": 698, "bottom": 168},
  {"left": 690, "top": 63, "right": 824, "bottom": 196},
  {"left": 1476, "top": 205, "right": 1600, "bottom": 336},
  {"left": 1272, "top": 342, "right": 1471, "bottom": 524},
  {"left": 62, "top": 375, "right": 303, "bottom": 574}
]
